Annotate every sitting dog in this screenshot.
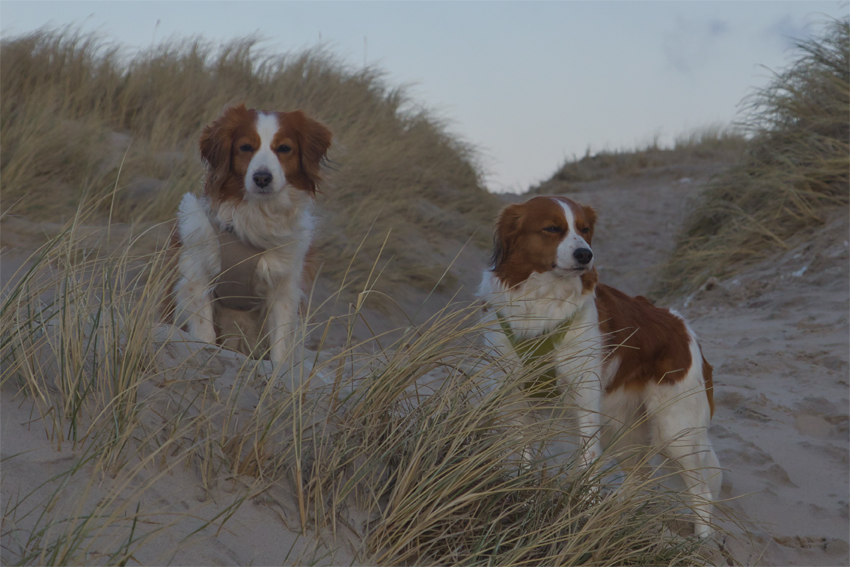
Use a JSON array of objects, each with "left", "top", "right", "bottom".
[
  {"left": 170, "top": 104, "right": 332, "bottom": 363},
  {"left": 478, "top": 195, "right": 720, "bottom": 538}
]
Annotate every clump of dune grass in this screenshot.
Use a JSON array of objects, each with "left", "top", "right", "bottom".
[
  {"left": 653, "top": 17, "right": 849, "bottom": 298},
  {"left": 0, "top": 28, "right": 500, "bottom": 296},
  {"left": 0, "top": 191, "right": 724, "bottom": 565},
  {"left": 531, "top": 125, "right": 747, "bottom": 193}
]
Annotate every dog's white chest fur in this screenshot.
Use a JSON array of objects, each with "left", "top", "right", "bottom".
[
  {"left": 478, "top": 269, "right": 605, "bottom": 469},
  {"left": 479, "top": 270, "right": 601, "bottom": 358},
  {"left": 176, "top": 193, "right": 312, "bottom": 295}
]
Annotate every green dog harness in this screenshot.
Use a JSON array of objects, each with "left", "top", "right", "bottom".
[{"left": 496, "top": 309, "right": 579, "bottom": 398}]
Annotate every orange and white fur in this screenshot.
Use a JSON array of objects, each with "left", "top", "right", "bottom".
[
  {"left": 478, "top": 195, "right": 720, "bottom": 538},
  {"left": 172, "top": 104, "right": 332, "bottom": 363}
]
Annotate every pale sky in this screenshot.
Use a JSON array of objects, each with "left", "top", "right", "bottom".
[{"left": 2, "top": 1, "right": 846, "bottom": 193}]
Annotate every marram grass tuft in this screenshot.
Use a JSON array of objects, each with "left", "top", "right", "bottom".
[
  {"left": 653, "top": 17, "right": 849, "bottom": 298},
  {"left": 0, "top": 189, "right": 729, "bottom": 565},
  {"left": 0, "top": 28, "right": 500, "bottom": 295}
]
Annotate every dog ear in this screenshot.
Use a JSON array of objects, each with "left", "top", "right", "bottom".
[
  {"left": 583, "top": 205, "right": 597, "bottom": 227},
  {"left": 285, "top": 110, "right": 333, "bottom": 195},
  {"left": 582, "top": 205, "right": 597, "bottom": 244},
  {"left": 199, "top": 104, "right": 249, "bottom": 197},
  {"left": 491, "top": 203, "right": 524, "bottom": 270}
]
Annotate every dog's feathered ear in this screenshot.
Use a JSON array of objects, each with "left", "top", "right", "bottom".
[
  {"left": 199, "top": 103, "right": 250, "bottom": 197},
  {"left": 491, "top": 203, "right": 524, "bottom": 270},
  {"left": 582, "top": 205, "right": 597, "bottom": 244},
  {"left": 285, "top": 110, "right": 333, "bottom": 195}
]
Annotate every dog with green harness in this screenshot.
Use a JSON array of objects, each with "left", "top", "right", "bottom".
[
  {"left": 478, "top": 196, "right": 604, "bottom": 469},
  {"left": 478, "top": 195, "right": 721, "bottom": 538}
]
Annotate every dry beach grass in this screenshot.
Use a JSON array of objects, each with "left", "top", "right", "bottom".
[
  {"left": 2, "top": 17, "right": 847, "bottom": 566},
  {"left": 0, "top": 28, "right": 500, "bottom": 302},
  {"left": 0, "top": 28, "right": 729, "bottom": 566},
  {"left": 654, "top": 17, "right": 850, "bottom": 298},
  {"left": 0, "top": 196, "right": 717, "bottom": 565}
]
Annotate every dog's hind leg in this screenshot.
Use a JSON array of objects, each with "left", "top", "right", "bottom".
[{"left": 644, "top": 376, "right": 720, "bottom": 539}]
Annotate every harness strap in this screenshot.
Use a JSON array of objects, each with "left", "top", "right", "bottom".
[
  {"left": 214, "top": 227, "right": 264, "bottom": 311},
  {"left": 496, "top": 309, "right": 578, "bottom": 399}
]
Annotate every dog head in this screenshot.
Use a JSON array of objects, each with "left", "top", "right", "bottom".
[
  {"left": 490, "top": 196, "right": 597, "bottom": 288},
  {"left": 199, "top": 104, "right": 333, "bottom": 203}
]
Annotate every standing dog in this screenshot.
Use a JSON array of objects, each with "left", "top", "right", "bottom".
[
  {"left": 171, "top": 104, "right": 332, "bottom": 363},
  {"left": 478, "top": 195, "right": 720, "bottom": 537}
]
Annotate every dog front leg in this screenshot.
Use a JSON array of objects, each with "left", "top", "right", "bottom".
[
  {"left": 573, "top": 372, "right": 603, "bottom": 468},
  {"left": 174, "top": 276, "right": 216, "bottom": 344},
  {"left": 266, "top": 293, "right": 299, "bottom": 365}
]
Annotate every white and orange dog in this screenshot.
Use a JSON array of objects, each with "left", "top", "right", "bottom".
[
  {"left": 479, "top": 195, "right": 720, "bottom": 537},
  {"left": 171, "top": 104, "right": 332, "bottom": 363}
]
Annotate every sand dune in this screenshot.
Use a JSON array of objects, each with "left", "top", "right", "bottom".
[
  {"left": 675, "top": 210, "right": 849, "bottom": 566},
  {"left": 2, "top": 164, "right": 847, "bottom": 565}
]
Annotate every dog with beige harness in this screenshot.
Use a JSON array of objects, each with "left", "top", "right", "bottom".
[{"left": 169, "top": 104, "right": 331, "bottom": 362}]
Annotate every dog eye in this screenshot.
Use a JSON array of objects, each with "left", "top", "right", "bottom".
[
  {"left": 580, "top": 227, "right": 590, "bottom": 234},
  {"left": 543, "top": 226, "right": 562, "bottom": 234},
  {"left": 277, "top": 145, "right": 292, "bottom": 154},
  {"left": 239, "top": 144, "right": 254, "bottom": 152}
]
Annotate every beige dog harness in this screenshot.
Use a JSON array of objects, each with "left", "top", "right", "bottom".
[{"left": 214, "top": 227, "right": 264, "bottom": 311}]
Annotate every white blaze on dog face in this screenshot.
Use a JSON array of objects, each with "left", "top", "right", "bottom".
[
  {"left": 200, "top": 104, "right": 333, "bottom": 202},
  {"left": 555, "top": 199, "right": 595, "bottom": 272},
  {"left": 242, "top": 112, "right": 289, "bottom": 197}
]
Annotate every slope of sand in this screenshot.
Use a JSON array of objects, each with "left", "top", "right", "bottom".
[
  {"left": 673, "top": 211, "right": 850, "bottom": 566},
  {"left": 0, "top": 326, "right": 364, "bottom": 565},
  {"left": 2, "top": 162, "right": 848, "bottom": 565}
]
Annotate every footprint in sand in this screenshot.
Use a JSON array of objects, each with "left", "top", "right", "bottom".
[
  {"left": 794, "top": 414, "right": 835, "bottom": 439},
  {"left": 773, "top": 535, "right": 850, "bottom": 558},
  {"left": 755, "top": 463, "right": 798, "bottom": 487},
  {"left": 793, "top": 397, "right": 849, "bottom": 439},
  {"left": 714, "top": 427, "right": 773, "bottom": 466}
]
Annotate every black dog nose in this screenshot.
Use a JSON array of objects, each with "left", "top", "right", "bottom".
[
  {"left": 253, "top": 170, "right": 273, "bottom": 188},
  {"left": 573, "top": 248, "right": 593, "bottom": 265}
]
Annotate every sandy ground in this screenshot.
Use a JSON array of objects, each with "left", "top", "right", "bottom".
[
  {"left": 558, "top": 168, "right": 849, "bottom": 565},
  {"left": 673, "top": 211, "right": 850, "bottom": 566},
  {"left": 2, "top": 160, "right": 848, "bottom": 565},
  {"left": 1, "top": 326, "right": 364, "bottom": 565}
]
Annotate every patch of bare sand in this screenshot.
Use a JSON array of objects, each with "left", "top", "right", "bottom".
[{"left": 669, "top": 210, "right": 850, "bottom": 566}]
